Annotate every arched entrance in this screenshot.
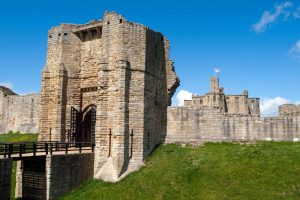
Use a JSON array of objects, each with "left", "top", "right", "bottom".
[
  {"left": 81, "top": 105, "right": 96, "bottom": 143},
  {"left": 70, "top": 105, "right": 96, "bottom": 144}
]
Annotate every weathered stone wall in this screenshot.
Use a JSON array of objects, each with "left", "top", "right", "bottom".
[
  {"left": 0, "top": 91, "right": 40, "bottom": 134},
  {"left": 0, "top": 158, "right": 12, "bottom": 200},
  {"left": 166, "top": 107, "right": 300, "bottom": 144},
  {"left": 39, "top": 11, "right": 179, "bottom": 182},
  {"left": 46, "top": 153, "right": 94, "bottom": 200},
  {"left": 185, "top": 77, "right": 260, "bottom": 116},
  {"left": 279, "top": 104, "right": 300, "bottom": 117}
]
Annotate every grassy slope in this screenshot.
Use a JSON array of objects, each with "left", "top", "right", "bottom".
[
  {"left": 0, "top": 132, "right": 38, "bottom": 143},
  {"left": 0, "top": 132, "right": 39, "bottom": 199},
  {"left": 61, "top": 142, "right": 300, "bottom": 200}
]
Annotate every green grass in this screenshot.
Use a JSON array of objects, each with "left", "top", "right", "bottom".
[
  {"left": 61, "top": 142, "right": 300, "bottom": 200},
  {"left": 0, "top": 132, "right": 38, "bottom": 199},
  {"left": 0, "top": 131, "right": 38, "bottom": 143}
]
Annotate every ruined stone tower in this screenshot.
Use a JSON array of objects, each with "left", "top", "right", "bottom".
[{"left": 39, "top": 12, "right": 179, "bottom": 181}]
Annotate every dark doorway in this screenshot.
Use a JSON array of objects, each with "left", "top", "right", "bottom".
[
  {"left": 70, "top": 105, "right": 96, "bottom": 144},
  {"left": 22, "top": 157, "right": 46, "bottom": 200},
  {"left": 82, "top": 105, "right": 96, "bottom": 143}
]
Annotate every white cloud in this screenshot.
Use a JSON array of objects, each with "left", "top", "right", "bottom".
[
  {"left": 252, "top": 2, "right": 293, "bottom": 33},
  {"left": 293, "top": 7, "right": 300, "bottom": 18},
  {"left": 260, "top": 97, "right": 299, "bottom": 117},
  {"left": 174, "top": 89, "right": 193, "bottom": 106},
  {"left": 0, "top": 81, "right": 13, "bottom": 89},
  {"left": 288, "top": 39, "right": 300, "bottom": 60}
]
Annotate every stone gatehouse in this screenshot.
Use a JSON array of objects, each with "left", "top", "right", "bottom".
[{"left": 38, "top": 11, "right": 179, "bottom": 181}]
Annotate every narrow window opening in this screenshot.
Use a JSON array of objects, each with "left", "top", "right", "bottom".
[
  {"left": 119, "top": 19, "right": 123, "bottom": 23},
  {"left": 107, "top": 21, "right": 110, "bottom": 25},
  {"left": 155, "top": 44, "right": 158, "bottom": 58},
  {"left": 49, "top": 35, "right": 52, "bottom": 38},
  {"left": 58, "top": 33, "right": 61, "bottom": 36},
  {"left": 64, "top": 33, "right": 68, "bottom": 36},
  {"left": 91, "top": 29, "right": 97, "bottom": 39},
  {"left": 82, "top": 31, "right": 88, "bottom": 41},
  {"left": 251, "top": 101, "right": 255, "bottom": 109}
]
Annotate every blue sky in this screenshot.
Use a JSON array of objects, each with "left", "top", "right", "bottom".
[{"left": 0, "top": 0, "right": 299, "bottom": 116}]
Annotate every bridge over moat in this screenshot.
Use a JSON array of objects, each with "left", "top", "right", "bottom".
[{"left": 0, "top": 142, "right": 95, "bottom": 200}]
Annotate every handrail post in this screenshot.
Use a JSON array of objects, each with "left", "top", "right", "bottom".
[
  {"left": 65, "top": 143, "right": 69, "bottom": 154},
  {"left": 8, "top": 144, "right": 13, "bottom": 158},
  {"left": 4, "top": 144, "right": 7, "bottom": 158},
  {"left": 23, "top": 143, "right": 26, "bottom": 154},
  {"left": 45, "top": 142, "right": 49, "bottom": 155},
  {"left": 19, "top": 144, "right": 22, "bottom": 158},
  {"left": 55, "top": 142, "right": 58, "bottom": 151},
  {"left": 33, "top": 143, "right": 36, "bottom": 156},
  {"left": 92, "top": 143, "right": 95, "bottom": 153},
  {"left": 50, "top": 143, "right": 53, "bottom": 155}
]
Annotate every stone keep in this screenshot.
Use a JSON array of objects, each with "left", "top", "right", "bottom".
[
  {"left": 39, "top": 12, "right": 179, "bottom": 181},
  {"left": 184, "top": 76, "right": 260, "bottom": 116},
  {"left": 279, "top": 104, "right": 300, "bottom": 117}
]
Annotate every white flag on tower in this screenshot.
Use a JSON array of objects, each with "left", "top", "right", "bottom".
[{"left": 214, "top": 67, "right": 220, "bottom": 74}]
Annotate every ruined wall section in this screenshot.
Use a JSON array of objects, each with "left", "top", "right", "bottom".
[
  {"left": 94, "top": 12, "right": 179, "bottom": 181},
  {"left": 0, "top": 93, "right": 40, "bottom": 134},
  {"left": 279, "top": 104, "right": 300, "bottom": 117},
  {"left": 40, "top": 24, "right": 81, "bottom": 141},
  {"left": 94, "top": 13, "right": 148, "bottom": 181},
  {"left": 46, "top": 154, "right": 94, "bottom": 200},
  {"left": 166, "top": 107, "right": 300, "bottom": 144}
]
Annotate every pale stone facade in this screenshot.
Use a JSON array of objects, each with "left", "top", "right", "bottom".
[
  {"left": 279, "top": 104, "right": 300, "bottom": 117},
  {"left": 0, "top": 87, "right": 40, "bottom": 134},
  {"left": 184, "top": 77, "right": 260, "bottom": 116},
  {"left": 167, "top": 78, "right": 299, "bottom": 144},
  {"left": 166, "top": 107, "right": 300, "bottom": 144},
  {"left": 39, "top": 11, "right": 179, "bottom": 182}
]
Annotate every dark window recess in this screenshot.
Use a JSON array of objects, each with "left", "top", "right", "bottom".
[
  {"left": 49, "top": 35, "right": 52, "bottom": 38},
  {"left": 91, "top": 29, "right": 97, "bottom": 39},
  {"left": 119, "top": 19, "right": 123, "bottom": 23},
  {"left": 82, "top": 31, "right": 88, "bottom": 41},
  {"left": 64, "top": 33, "right": 68, "bottom": 36},
  {"left": 107, "top": 21, "right": 110, "bottom": 25},
  {"left": 58, "top": 33, "right": 61, "bottom": 36}
]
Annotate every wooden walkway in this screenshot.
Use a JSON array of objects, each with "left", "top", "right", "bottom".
[{"left": 0, "top": 142, "right": 95, "bottom": 160}]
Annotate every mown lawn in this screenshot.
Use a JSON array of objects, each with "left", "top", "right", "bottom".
[
  {"left": 0, "top": 132, "right": 38, "bottom": 143},
  {"left": 61, "top": 142, "right": 300, "bottom": 200},
  {"left": 0, "top": 132, "right": 39, "bottom": 199}
]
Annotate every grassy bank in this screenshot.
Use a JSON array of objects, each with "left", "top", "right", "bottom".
[
  {"left": 0, "top": 132, "right": 38, "bottom": 199},
  {"left": 0, "top": 131, "right": 38, "bottom": 143},
  {"left": 61, "top": 142, "right": 300, "bottom": 200}
]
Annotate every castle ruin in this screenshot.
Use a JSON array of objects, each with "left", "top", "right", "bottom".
[
  {"left": 166, "top": 77, "right": 300, "bottom": 144},
  {"left": 39, "top": 12, "right": 179, "bottom": 181},
  {"left": 184, "top": 77, "right": 260, "bottom": 116},
  {"left": 0, "top": 87, "right": 40, "bottom": 134},
  {"left": 279, "top": 104, "right": 300, "bottom": 117},
  {"left": 0, "top": 10, "right": 300, "bottom": 199}
]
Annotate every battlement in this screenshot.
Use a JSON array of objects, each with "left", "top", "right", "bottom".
[
  {"left": 279, "top": 104, "right": 300, "bottom": 117},
  {"left": 184, "top": 76, "right": 260, "bottom": 116}
]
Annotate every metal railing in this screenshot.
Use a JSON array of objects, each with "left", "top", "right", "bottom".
[{"left": 0, "top": 142, "right": 95, "bottom": 158}]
